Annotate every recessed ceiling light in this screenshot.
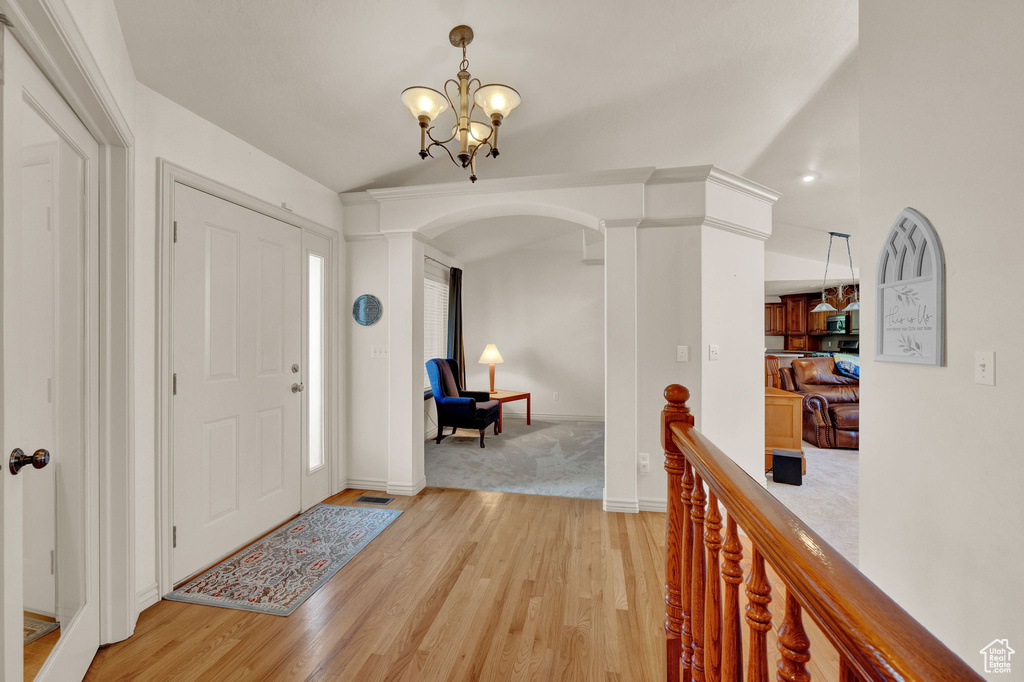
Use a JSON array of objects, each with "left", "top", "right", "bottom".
[{"left": 802, "top": 172, "right": 820, "bottom": 183}]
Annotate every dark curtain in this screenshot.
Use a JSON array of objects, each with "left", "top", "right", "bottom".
[{"left": 447, "top": 267, "right": 466, "bottom": 387}]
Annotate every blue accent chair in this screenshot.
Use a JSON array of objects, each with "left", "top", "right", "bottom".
[{"left": 426, "top": 358, "right": 500, "bottom": 448}]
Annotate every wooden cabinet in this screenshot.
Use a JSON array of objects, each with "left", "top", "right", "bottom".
[
  {"left": 808, "top": 299, "right": 829, "bottom": 335},
  {"left": 765, "top": 387, "right": 805, "bottom": 474},
  {"left": 783, "top": 295, "right": 808, "bottom": 334},
  {"left": 764, "top": 303, "right": 785, "bottom": 335}
]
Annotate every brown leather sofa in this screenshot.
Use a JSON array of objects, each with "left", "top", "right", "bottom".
[{"left": 779, "top": 357, "right": 859, "bottom": 449}]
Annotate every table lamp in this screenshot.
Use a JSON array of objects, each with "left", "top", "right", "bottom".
[{"left": 478, "top": 343, "right": 504, "bottom": 394}]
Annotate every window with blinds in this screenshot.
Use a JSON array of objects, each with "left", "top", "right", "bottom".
[{"left": 424, "top": 261, "right": 450, "bottom": 390}]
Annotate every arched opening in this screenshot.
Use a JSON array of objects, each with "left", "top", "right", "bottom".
[{"left": 420, "top": 214, "right": 606, "bottom": 499}]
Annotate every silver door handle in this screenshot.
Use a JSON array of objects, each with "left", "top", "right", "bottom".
[{"left": 291, "top": 383, "right": 304, "bottom": 393}]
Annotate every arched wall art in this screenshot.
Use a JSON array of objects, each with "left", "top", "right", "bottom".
[{"left": 875, "top": 207, "right": 945, "bottom": 365}]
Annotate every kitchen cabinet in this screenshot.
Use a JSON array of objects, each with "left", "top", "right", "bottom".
[
  {"left": 783, "top": 295, "right": 808, "bottom": 334},
  {"left": 764, "top": 303, "right": 785, "bottom": 335},
  {"left": 808, "top": 298, "right": 829, "bottom": 335}
]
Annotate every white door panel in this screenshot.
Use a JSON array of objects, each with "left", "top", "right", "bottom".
[
  {"left": 2, "top": 28, "right": 100, "bottom": 682},
  {"left": 172, "top": 185, "right": 302, "bottom": 583}
]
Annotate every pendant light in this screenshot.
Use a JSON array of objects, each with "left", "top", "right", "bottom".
[
  {"left": 400, "top": 25, "right": 521, "bottom": 183},
  {"left": 811, "top": 231, "right": 858, "bottom": 313},
  {"left": 841, "top": 233, "right": 860, "bottom": 311}
]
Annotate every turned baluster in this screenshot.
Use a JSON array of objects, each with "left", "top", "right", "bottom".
[
  {"left": 681, "top": 458, "right": 695, "bottom": 679},
  {"left": 720, "top": 516, "right": 744, "bottom": 682},
  {"left": 704, "top": 492, "right": 723, "bottom": 682},
  {"left": 777, "top": 590, "right": 811, "bottom": 682},
  {"left": 690, "top": 473, "right": 707, "bottom": 682},
  {"left": 662, "top": 385, "right": 694, "bottom": 682},
  {"left": 745, "top": 548, "right": 773, "bottom": 682}
]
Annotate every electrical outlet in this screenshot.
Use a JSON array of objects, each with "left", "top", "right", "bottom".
[
  {"left": 975, "top": 350, "right": 995, "bottom": 385},
  {"left": 676, "top": 345, "right": 689, "bottom": 362},
  {"left": 638, "top": 453, "right": 650, "bottom": 474},
  {"left": 552, "top": 392, "right": 559, "bottom": 400},
  {"left": 370, "top": 344, "right": 389, "bottom": 359},
  {"left": 708, "top": 344, "right": 720, "bottom": 361}
]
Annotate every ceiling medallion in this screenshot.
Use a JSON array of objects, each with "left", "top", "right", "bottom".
[{"left": 401, "top": 25, "right": 521, "bottom": 183}]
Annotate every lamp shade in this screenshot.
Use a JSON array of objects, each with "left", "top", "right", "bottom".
[
  {"left": 401, "top": 86, "right": 448, "bottom": 122},
  {"left": 452, "top": 121, "right": 492, "bottom": 149},
  {"left": 478, "top": 343, "right": 504, "bottom": 364},
  {"left": 473, "top": 84, "right": 521, "bottom": 119},
  {"left": 811, "top": 300, "right": 838, "bottom": 313},
  {"left": 842, "top": 300, "right": 860, "bottom": 312}
]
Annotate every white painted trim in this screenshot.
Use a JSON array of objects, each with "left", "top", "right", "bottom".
[
  {"left": 387, "top": 478, "right": 427, "bottom": 497},
  {"left": 154, "top": 159, "right": 340, "bottom": 599},
  {"left": 703, "top": 216, "right": 772, "bottom": 241},
  {"left": 0, "top": 0, "right": 137, "bottom": 645},
  {"left": 352, "top": 167, "right": 657, "bottom": 204},
  {"left": 344, "top": 232, "right": 388, "bottom": 242},
  {"left": 648, "top": 165, "right": 781, "bottom": 204},
  {"left": 638, "top": 497, "right": 667, "bottom": 513},
  {"left": 603, "top": 497, "right": 640, "bottom": 514},
  {"left": 135, "top": 582, "right": 160, "bottom": 613},
  {"left": 499, "top": 413, "right": 604, "bottom": 423},
  {"left": 342, "top": 478, "right": 388, "bottom": 492}
]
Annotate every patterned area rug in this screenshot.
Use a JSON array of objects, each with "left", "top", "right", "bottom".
[
  {"left": 165, "top": 504, "right": 401, "bottom": 615},
  {"left": 425, "top": 418, "right": 604, "bottom": 499},
  {"left": 24, "top": 616, "right": 59, "bottom": 645}
]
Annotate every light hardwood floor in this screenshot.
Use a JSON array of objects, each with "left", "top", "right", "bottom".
[{"left": 85, "top": 488, "right": 668, "bottom": 681}]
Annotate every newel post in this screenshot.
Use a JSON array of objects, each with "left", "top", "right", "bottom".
[{"left": 663, "top": 385, "right": 695, "bottom": 682}]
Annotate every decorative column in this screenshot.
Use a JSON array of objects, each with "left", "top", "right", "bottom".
[
  {"left": 602, "top": 218, "right": 640, "bottom": 513},
  {"left": 386, "top": 232, "right": 426, "bottom": 495}
]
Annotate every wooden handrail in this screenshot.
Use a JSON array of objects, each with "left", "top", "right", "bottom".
[{"left": 661, "top": 384, "right": 980, "bottom": 681}]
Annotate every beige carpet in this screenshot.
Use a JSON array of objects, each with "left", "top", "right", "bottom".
[{"left": 766, "top": 445, "right": 859, "bottom": 566}]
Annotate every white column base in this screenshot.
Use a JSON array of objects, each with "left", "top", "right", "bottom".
[
  {"left": 603, "top": 496, "right": 640, "bottom": 514},
  {"left": 387, "top": 477, "right": 427, "bottom": 497}
]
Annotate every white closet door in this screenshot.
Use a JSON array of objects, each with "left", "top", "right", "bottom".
[{"left": 171, "top": 184, "right": 302, "bottom": 583}]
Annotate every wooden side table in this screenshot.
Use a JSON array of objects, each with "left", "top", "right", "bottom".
[
  {"left": 488, "top": 390, "right": 531, "bottom": 434},
  {"left": 765, "top": 387, "right": 805, "bottom": 474}
]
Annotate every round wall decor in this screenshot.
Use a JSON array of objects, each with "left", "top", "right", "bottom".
[{"left": 352, "top": 294, "right": 383, "bottom": 326}]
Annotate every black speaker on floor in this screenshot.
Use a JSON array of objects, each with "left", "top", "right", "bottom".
[{"left": 771, "top": 449, "right": 803, "bottom": 486}]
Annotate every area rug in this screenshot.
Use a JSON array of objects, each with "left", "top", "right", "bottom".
[
  {"left": 165, "top": 503, "right": 401, "bottom": 615},
  {"left": 24, "top": 616, "right": 58, "bottom": 645},
  {"left": 425, "top": 418, "right": 604, "bottom": 499},
  {"left": 767, "top": 445, "right": 859, "bottom": 566}
]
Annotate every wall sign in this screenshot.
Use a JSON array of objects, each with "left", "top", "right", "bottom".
[
  {"left": 352, "top": 294, "right": 382, "bottom": 326},
  {"left": 875, "top": 207, "right": 945, "bottom": 365}
]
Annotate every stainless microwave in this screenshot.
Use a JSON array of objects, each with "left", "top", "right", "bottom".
[{"left": 826, "top": 314, "right": 847, "bottom": 334}]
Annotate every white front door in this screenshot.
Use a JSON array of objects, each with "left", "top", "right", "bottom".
[
  {"left": 171, "top": 184, "right": 304, "bottom": 583},
  {"left": 1, "top": 28, "right": 100, "bottom": 682}
]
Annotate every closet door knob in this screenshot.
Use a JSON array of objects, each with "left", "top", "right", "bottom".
[
  {"left": 9, "top": 448, "right": 49, "bottom": 475},
  {"left": 291, "top": 383, "right": 304, "bottom": 393}
]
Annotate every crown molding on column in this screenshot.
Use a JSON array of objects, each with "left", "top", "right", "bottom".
[
  {"left": 649, "top": 165, "right": 780, "bottom": 204},
  {"left": 601, "top": 218, "right": 642, "bottom": 230}
]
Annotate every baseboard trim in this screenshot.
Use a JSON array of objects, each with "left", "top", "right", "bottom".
[
  {"left": 603, "top": 496, "right": 639, "bottom": 514},
  {"left": 387, "top": 477, "right": 426, "bottom": 496},
  {"left": 638, "top": 497, "right": 667, "bottom": 512},
  {"left": 500, "top": 413, "right": 604, "bottom": 423},
  {"left": 342, "top": 478, "right": 388, "bottom": 492},
  {"left": 136, "top": 581, "right": 160, "bottom": 612}
]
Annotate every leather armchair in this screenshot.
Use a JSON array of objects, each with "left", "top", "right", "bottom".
[
  {"left": 788, "top": 357, "right": 859, "bottom": 449},
  {"left": 426, "top": 358, "right": 500, "bottom": 448}
]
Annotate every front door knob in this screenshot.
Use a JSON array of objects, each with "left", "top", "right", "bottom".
[
  {"left": 9, "top": 448, "right": 50, "bottom": 475},
  {"left": 291, "top": 383, "right": 304, "bottom": 393}
]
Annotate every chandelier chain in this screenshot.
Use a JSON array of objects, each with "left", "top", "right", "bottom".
[{"left": 844, "top": 236, "right": 858, "bottom": 303}]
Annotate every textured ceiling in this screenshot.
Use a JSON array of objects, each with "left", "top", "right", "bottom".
[{"left": 114, "top": 0, "right": 858, "bottom": 258}]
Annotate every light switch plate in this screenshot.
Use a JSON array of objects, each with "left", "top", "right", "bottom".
[
  {"left": 370, "top": 344, "right": 389, "bottom": 359},
  {"left": 708, "top": 344, "right": 720, "bottom": 361},
  {"left": 676, "top": 345, "right": 689, "bottom": 362},
  {"left": 638, "top": 453, "right": 650, "bottom": 474},
  {"left": 975, "top": 350, "right": 995, "bottom": 385}
]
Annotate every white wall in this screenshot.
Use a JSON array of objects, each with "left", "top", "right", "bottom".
[
  {"left": 462, "top": 231, "right": 604, "bottom": 419},
  {"left": 345, "top": 239, "right": 389, "bottom": 488},
  {"left": 132, "top": 84, "right": 344, "bottom": 600},
  {"left": 700, "top": 227, "right": 766, "bottom": 482},
  {"left": 860, "top": 0, "right": 1024, "bottom": 672}
]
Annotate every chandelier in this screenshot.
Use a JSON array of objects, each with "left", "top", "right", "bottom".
[
  {"left": 400, "top": 25, "right": 521, "bottom": 183},
  {"left": 811, "top": 231, "right": 860, "bottom": 313}
]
